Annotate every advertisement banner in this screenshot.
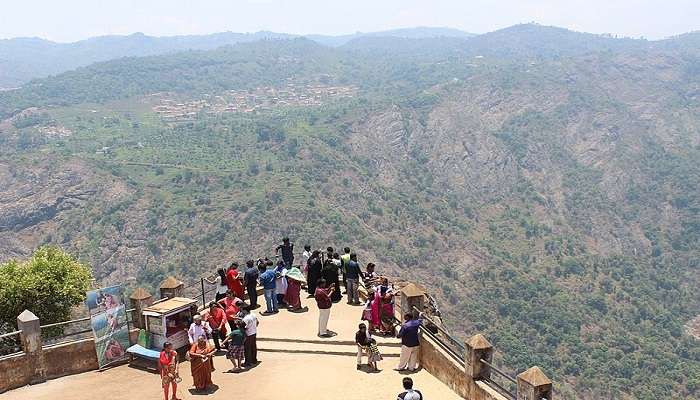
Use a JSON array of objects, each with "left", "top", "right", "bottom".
[{"left": 85, "top": 285, "right": 130, "bottom": 368}]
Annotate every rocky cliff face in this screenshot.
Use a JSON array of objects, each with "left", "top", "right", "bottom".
[{"left": 0, "top": 159, "right": 137, "bottom": 280}]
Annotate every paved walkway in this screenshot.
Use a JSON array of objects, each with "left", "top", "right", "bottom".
[{"left": 1, "top": 297, "right": 462, "bottom": 400}]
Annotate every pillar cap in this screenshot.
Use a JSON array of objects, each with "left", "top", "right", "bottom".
[
  {"left": 18, "top": 309, "right": 39, "bottom": 322},
  {"left": 466, "top": 333, "right": 492, "bottom": 349},
  {"left": 399, "top": 283, "right": 425, "bottom": 297},
  {"left": 130, "top": 287, "right": 152, "bottom": 300},
  {"left": 517, "top": 366, "right": 552, "bottom": 386},
  {"left": 160, "top": 276, "right": 183, "bottom": 289}
]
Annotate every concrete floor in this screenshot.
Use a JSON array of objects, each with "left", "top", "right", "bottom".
[{"left": 1, "top": 297, "right": 463, "bottom": 400}]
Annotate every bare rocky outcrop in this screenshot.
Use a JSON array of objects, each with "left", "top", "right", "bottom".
[{"left": 0, "top": 159, "right": 130, "bottom": 263}]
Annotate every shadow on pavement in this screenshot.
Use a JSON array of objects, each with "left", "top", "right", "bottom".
[{"left": 188, "top": 383, "right": 220, "bottom": 395}]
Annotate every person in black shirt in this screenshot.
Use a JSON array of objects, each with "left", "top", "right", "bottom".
[
  {"left": 276, "top": 237, "right": 294, "bottom": 268},
  {"left": 307, "top": 250, "right": 322, "bottom": 295},
  {"left": 355, "top": 323, "right": 370, "bottom": 369},
  {"left": 243, "top": 260, "right": 259, "bottom": 308},
  {"left": 324, "top": 246, "right": 334, "bottom": 264},
  {"left": 321, "top": 253, "right": 342, "bottom": 303}
]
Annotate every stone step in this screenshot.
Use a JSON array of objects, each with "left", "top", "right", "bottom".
[
  {"left": 256, "top": 336, "right": 402, "bottom": 358},
  {"left": 257, "top": 336, "right": 402, "bottom": 347}
]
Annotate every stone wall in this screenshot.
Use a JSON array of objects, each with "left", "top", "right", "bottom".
[
  {"left": 419, "top": 333, "right": 510, "bottom": 400},
  {"left": 0, "top": 328, "right": 140, "bottom": 394},
  {"left": 0, "top": 339, "right": 101, "bottom": 394},
  {"left": 0, "top": 353, "right": 31, "bottom": 393},
  {"left": 419, "top": 332, "right": 470, "bottom": 398},
  {"left": 396, "top": 279, "right": 552, "bottom": 400},
  {"left": 44, "top": 339, "right": 99, "bottom": 379}
]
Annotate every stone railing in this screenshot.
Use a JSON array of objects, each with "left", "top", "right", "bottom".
[
  {"left": 0, "top": 310, "right": 139, "bottom": 394},
  {"left": 418, "top": 331, "right": 552, "bottom": 400},
  {"left": 394, "top": 281, "right": 554, "bottom": 400}
]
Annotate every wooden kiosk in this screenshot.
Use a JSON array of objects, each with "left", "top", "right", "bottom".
[{"left": 142, "top": 297, "right": 198, "bottom": 351}]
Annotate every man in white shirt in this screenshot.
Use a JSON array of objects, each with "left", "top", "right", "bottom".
[
  {"left": 241, "top": 305, "right": 259, "bottom": 366},
  {"left": 187, "top": 314, "right": 212, "bottom": 344},
  {"left": 301, "top": 245, "right": 312, "bottom": 275}
]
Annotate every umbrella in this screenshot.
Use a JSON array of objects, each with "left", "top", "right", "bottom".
[{"left": 285, "top": 267, "right": 306, "bottom": 283}]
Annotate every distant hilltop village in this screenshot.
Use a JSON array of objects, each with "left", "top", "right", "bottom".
[{"left": 149, "top": 81, "right": 357, "bottom": 123}]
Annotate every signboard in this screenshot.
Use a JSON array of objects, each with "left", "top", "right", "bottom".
[{"left": 85, "top": 285, "right": 130, "bottom": 368}]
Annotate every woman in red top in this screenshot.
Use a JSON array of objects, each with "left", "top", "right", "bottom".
[
  {"left": 225, "top": 263, "right": 245, "bottom": 299},
  {"left": 159, "top": 342, "right": 180, "bottom": 400},
  {"left": 315, "top": 279, "right": 336, "bottom": 337},
  {"left": 217, "top": 291, "right": 242, "bottom": 331},
  {"left": 206, "top": 302, "right": 228, "bottom": 351}
]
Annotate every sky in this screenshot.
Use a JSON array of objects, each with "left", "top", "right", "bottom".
[{"left": 0, "top": 0, "right": 698, "bottom": 42}]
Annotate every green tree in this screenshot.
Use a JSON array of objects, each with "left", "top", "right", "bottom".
[{"left": 0, "top": 246, "right": 93, "bottom": 329}]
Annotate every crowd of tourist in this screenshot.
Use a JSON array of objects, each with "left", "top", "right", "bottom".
[{"left": 157, "top": 237, "right": 425, "bottom": 400}]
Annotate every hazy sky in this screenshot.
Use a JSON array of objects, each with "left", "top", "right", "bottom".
[{"left": 1, "top": 0, "right": 698, "bottom": 42}]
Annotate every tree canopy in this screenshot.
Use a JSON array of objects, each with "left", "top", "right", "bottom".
[{"left": 0, "top": 246, "right": 93, "bottom": 330}]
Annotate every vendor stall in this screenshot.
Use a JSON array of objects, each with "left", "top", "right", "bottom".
[{"left": 142, "top": 297, "right": 198, "bottom": 350}]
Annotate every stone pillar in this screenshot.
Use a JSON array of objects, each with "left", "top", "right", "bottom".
[
  {"left": 17, "top": 310, "right": 46, "bottom": 384},
  {"left": 159, "top": 276, "right": 184, "bottom": 299},
  {"left": 398, "top": 283, "right": 425, "bottom": 323},
  {"left": 129, "top": 287, "right": 153, "bottom": 329},
  {"left": 517, "top": 366, "right": 553, "bottom": 400},
  {"left": 465, "top": 333, "right": 493, "bottom": 380}
]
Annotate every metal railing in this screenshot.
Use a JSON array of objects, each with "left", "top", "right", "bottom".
[
  {"left": 0, "top": 330, "right": 22, "bottom": 340},
  {"left": 411, "top": 305, "right": 465, "bottom": 355},
  {"left": 40, "top": 317, "right": 90, "bottom": 329},
  {"left": 481, "top": 357, "right": 518, "bottom": 399},
  {"left": 407, "top": 306, "right": 520, "bottom": 399},
  {"left": 421, "top": 325, "right": 465, "bottom": 367},
  {"left": 39, "top": 304, "right": 146, "bottom": 347},
  {"left": 389, "top": 302, "right": 466, "bottom": 368},
  {"left": 41, "top": 316, "right": 95, "bottom": 346},
  {"left": 481, "top": 357, "right": 517, "bottom": 384},
  {"left": 0, "top": 330, "right": 23, "bottom": 357}
]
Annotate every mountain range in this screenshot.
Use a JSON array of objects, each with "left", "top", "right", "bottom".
[
  {"left": 0, "top": 26, "right": 475, "bottom": 88},
  {"left": 0, "top": 23, "right": 699, "bottom": 399}
]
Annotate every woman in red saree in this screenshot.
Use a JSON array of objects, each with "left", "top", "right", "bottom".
[
  {"left": 188, "top": 335, "right": 215, "bottom": 391},
  {"left": 285, "top": 266, "right": 305, "bottom": 311},
  {"left": 159, "top": 342, "right": 180, "bottom": 400},
  {"left": 369, "top": 290, "right": 382, "bottom": 333},
  {"left": 226, "top": 263, "right": 245, "bottom": 299},
  {"left": 378, "top": 279, "right": 396, "bottom": 334}
]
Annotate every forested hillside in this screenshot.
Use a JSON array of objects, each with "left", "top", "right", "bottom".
[{"left": 0, "top": 24, "right": 698, "bottom": 399}]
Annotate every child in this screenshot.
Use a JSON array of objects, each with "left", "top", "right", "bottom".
[
  {"left": 367, "top": 337, "right": 383, "bottom": 371},
  {"left": 221, "top": 321, "right": 246, "bottom": 372},
  {"left": 361, "top": 290, "right": 374, "bottom": 331}
]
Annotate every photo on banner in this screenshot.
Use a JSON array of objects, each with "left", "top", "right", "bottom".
[{"left": 85, "top": 285, "right": 130, "bottom": 367}]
